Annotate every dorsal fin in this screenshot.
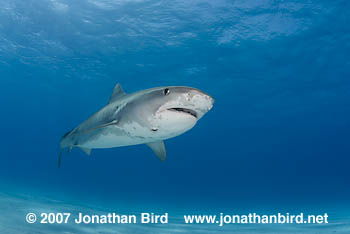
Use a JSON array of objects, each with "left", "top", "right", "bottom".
[{"left": 109, "top": 83, "right": 126, "bottom": 104}]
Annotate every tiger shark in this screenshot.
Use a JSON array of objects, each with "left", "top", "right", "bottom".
[{"left": 59, "top": 83, "right": 214, "bottom": 167}]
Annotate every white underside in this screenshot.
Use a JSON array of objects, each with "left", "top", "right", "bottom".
[{"left": 80, "top": 133, "right": 149, "bottom": 149}]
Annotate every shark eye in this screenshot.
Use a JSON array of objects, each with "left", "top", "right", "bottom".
[{"left": 164, "top": 88, "right": 170, "bottom": 96}]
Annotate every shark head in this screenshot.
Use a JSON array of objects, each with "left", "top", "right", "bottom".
[{"left": 119, "top": 86, "right": 214, "bottom": 140}]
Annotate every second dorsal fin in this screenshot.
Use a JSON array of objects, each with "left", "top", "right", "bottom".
[
  {"left": 79, "top": 147, "right": 91, "bottom": 156},
  {"left": 109, "top": 83, "right": 126, "bottom": 104}
]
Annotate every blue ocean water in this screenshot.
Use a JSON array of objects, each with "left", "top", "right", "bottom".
[{"left": 0, "top": 0, "right": 349, "bottom": 233}]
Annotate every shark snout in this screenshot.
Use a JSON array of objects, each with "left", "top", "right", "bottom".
[
  {"left": 185, "top": 90, "right": 214, "bottom": 119},
  {"left": 207, "top": 94, "right": 215, "bottom": 107}
]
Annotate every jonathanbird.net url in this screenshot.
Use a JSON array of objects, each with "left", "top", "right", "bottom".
[
  {"left": 25, "top": 212, "right": 328, "bottom": 227},
  {"left": 184, "top": 213, "right": 328, "bottom": 226}
]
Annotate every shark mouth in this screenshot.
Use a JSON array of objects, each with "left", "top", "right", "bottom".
[{"left": 168, "top": 108, "right": 197, "bottom": 118}]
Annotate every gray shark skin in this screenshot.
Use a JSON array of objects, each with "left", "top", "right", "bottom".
[{"left": 58, "top": 83, "right": 214, "bottom": 167}]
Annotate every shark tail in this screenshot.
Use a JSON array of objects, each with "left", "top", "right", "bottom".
[
  {"left": 59, "top": 128, "right": 75, "bottom": 168},
  {"left": 58, "top": 148, "right": 63, "bottom": 168}
]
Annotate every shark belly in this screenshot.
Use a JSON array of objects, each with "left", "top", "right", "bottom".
[
  {"left": 76, "top": 125, "right": 152, "bottom": 149},
  {"left": 81, "top": 133, "right": 147, "bottom": 148}
]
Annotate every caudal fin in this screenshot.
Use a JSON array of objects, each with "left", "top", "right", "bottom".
[{"left": 58, "top": 148, "right": 63, "bottom": 168}]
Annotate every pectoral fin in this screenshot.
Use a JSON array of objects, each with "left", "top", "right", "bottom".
[
  {"left": 147, "top": 141, "right": 166, "bottom": 161},
  {"left": 79, "top": 147, "right": 91, "bottom": 156}
]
